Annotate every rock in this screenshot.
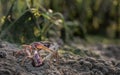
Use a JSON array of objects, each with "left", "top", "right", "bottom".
[
  {"left": 79, "top": 71, "right": 93, "bottom": 75},
  {"left": 0, "top": 69, "right": 12, "bottom": 75},
  {"left": 115, "top": 67, "right": 120, "bottom": 75},
  {"left": 104, "top": 45, "right": 120, "bottom": 60},
  {"left": 92, "top": 69, "right": 103, "bottom": 75},
  {"left": 0, "top": 51, "right": 6, "bottom": 58},
  {"left": 85, "top": 57, "right": 97, "bottom": 63},
  {"left": 116, "top": 62, "right": 120, "bottom": 68}
]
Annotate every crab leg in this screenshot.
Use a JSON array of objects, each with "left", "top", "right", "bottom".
[
  {"left": 32, "top": 50, "right": 43, "bottom": 67},
  {"left": 21, "top": 56, "right": 33, "bottom": 65}
]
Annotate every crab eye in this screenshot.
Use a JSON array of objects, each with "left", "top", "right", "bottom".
[{"left": 44, "top": 44, "right": 50, "bottom": 47}]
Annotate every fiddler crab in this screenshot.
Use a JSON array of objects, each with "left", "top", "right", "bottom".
[{"left": 14, "top": 41, "right": 59, "bottom": 67}]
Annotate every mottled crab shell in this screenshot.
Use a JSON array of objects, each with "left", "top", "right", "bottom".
[
  {"left": 31, "top": 42, "right": 43, "bottom": 49},
  {"left": 40, "top": 41, "right": 59, "bottom": 51}
]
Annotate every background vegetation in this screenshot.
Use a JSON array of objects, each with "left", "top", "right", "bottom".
[{"left": 0, "top": 0, "right": 120, "bottom": 44}]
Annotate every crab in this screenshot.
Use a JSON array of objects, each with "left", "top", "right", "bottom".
[{"left": 14, "top": 41, "right": 59, "bottom": 67}]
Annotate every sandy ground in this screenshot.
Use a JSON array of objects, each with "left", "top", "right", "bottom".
[{"left": 0, "top": 41, "right": 120, "bottom": 75}]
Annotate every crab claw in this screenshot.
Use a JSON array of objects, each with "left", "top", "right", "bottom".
[{"left": 32, "top": 51, "right": 43, "bottom": 67}]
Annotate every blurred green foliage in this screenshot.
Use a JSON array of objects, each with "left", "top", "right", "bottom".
[{"left": 0, "top": 0, "right": 119, "bottom": 44}]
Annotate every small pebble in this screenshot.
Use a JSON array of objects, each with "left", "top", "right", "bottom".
[{"left": 0, "top": 51, "right": 6, "bottom": 58}]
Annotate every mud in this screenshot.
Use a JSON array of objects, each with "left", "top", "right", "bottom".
[{"left": 0, "top": 41, "right": 120, "bottom": 75}]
